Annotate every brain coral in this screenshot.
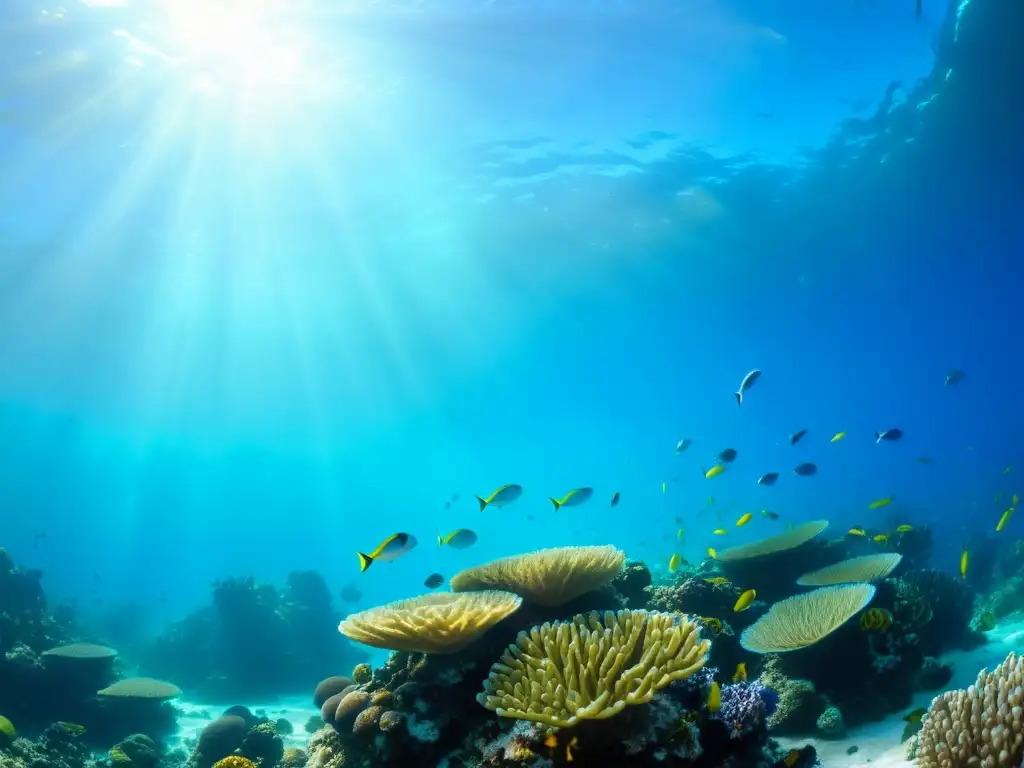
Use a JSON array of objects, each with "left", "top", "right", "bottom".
[
  {"left": 313, "top": 676, "right": 354, "bottom": 708},
  {"left": 916, "top": 651, "right": 1024, "bottom": 767},
  {"left": 796, "top": 553, "right": 902, "bottom": 586},
  {"left": 339, "top": 591, "right": 522, "bottom": 654},
  {"left": 716, "top": 520, "right": 829, "bottom": 562},
  {"left": 450, "top": 545, "right": 626, "bottom": 606},
  {"left": 212, "top": 758, "right": 256, "bottom": 768},
  {"left": 478, "top": 609, "right": 709, "bottom": 727},
  {"left": 740, "top": 583, "right": 876, "bottom": 653}
]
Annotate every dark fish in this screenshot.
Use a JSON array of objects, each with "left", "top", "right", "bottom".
[
  {"left": 846, "top": 746, "right": 859, "bottom": 756},
  {"left": 444, "top": 500, "right": 451, "bottom": 510},
  {"left": 451, "top": 493, "right": 460, "bottom": 501},
  {"left": 793, "top": 462, "right": 817, "bottom": 476},
  {"left": 790, "top": 429, "right": 807, "bottom": 445},
  {"left": 945, "top": 369, "right": 964, "bottom": 386},
  {"left": 718, "top": 448, "right": 738, "bottom": 463},
  {"left": 340, "top": 584, "right": 363, "bottom": 603},
  {"left": 610, "top": 491, "right": 621, "bottom": 507},
  {"left": 875, "top": 428, "right": 903, "bottom": 442},
  {"left": 903, "top": 707, "right": 927, "bottom": 724},
  {"left": 758, "top": 473, "right": 779, "bottom": 486},
  {"left": 915, "top": 0, "right": 922, "bottom": 20},
  {"left": 424, "top": 573, "right": 444, "bottom": 589}
]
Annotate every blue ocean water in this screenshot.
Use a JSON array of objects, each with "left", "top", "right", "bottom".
[{"left": 0, "top": 0, "right": 1021, "bottom": 697}]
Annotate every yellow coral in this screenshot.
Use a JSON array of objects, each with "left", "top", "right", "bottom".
[
  {"left": 351, "top": 663, "right": 372, "bottom": 684},
  {"left": 450, "top": 545, "right": 625, "bottom": 606},
  {"left": 740, "top": 583, "right": 876, "bottom": 653},
  {"left": 917, "top": 651, "right": 1024, "bottom": 767},
  {"left": 213, "top": 758, "right": 257, "bottom": 768},
  {"left": 108, "top": 747, "right": 131, "bottom": 766},
  {"left": 716, "top": 520, "right": 828, "bottom": 562},
  {"left": 796, "top": 553, "right": 902, "bottom": 586},
  {"left": 339, "top": 591, "right": 522, "bottom": 654},
  {"left": 478, "top": 609, "right": 709, "bottom": 727}
]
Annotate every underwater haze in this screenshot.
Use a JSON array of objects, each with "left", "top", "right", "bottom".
[{"left": 2, "top": 0, "right": 1024, "bottom": 717}]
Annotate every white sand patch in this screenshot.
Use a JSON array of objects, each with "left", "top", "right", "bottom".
[
  {"left": 170, "top": 696, "right": 319, "bottom": 752},
  {"left": 775, "top": 618, "right": 1024, "bottom": 767}
]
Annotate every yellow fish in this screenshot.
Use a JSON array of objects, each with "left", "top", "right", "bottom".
[
  {"left": 669, "top": 553, "right": 683, "bottom": 572},
  {"left": 896, "top": 524, "right": 913, "bottom": 533},
  {"left": 736, "top": 512, "right": 753, "bottom": 527},
  {"left": 873, "top": 534, "right": 889, "bottom": 544},
  {"left": 677, "top": 528, "right": 685, "bottom": 540},
  {"left": 978, "top": 611, "right": 996, "bottom": 631},
  {"left": 997, "top": 508, "right": 1015, "bottom": 533},
  {"left": 859, "top": 607, "right": 893, "bottom": 632},
  {"left": 708, "top": 496, "right": 715, "bottom": 506},
  {"left": 703, "top": 577, "right": 729, "bottom": 585},
  {"left": 732, "top": 662, "right": 747, "bottom": 682},
  {"left": 357, "top": 532, "right": 419, "bottom": 572},
  {"left": 713, "top": 528, "right": 728, "bottom": 535},
  {"left": 705, "top": 464, "right": 727, "bottom": 479},
  {"left": 476, "top": 484, "right": 523, "bottom": 512},
  {"left": 565, "top": 736, "right": 579, "bottom": 763},
  {"left": 831, "top": 431, "right": 847, "bottom": 443},
  {"left": 662, "top": 482, "right": 667, "bottom": 493},
  {"left": 544, "top": 733, "right": 557, "bottom": 749},
  {"left": 868, "top": 496, "right": 893, "bottom": 510},
  {"left": 734, "top": 589, "right": 756, "bottom": 612},
  {"left": 549, "top": 487, "right": 594, "bottom": 512},
  {"left": 848, "top": 527, "right": 866, "bottom": 537},
  {"left": 1014, "top": 493, "right": 1019, "bottom": 506},
  {"left": 707, "top": 681, "right": 721, "bottom": 713},
  {"left": 707, "top": 547, "right": 717, "bottom": 559},
  {"left": 960, "top": 548, "right": 969, "bottom": 580}
]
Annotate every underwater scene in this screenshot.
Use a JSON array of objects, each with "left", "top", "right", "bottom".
[{"left": 2, "top": 0, "right": 1024, "bottom": 767}]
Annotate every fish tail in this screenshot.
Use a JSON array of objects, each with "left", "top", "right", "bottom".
[
  {"left": 734, "top": 391, "right": 743, "bottom": 406},
  {"left": 357, "top": 552, "right": 373, "bottom": 572},
  {"left": 437, "top": 534, "right": 444, "bottom": 548},
  {"left": 476, "top": 495, "right": 488, "bottom": 512},
  {"left": 874, "top": 431, "right": 881, "bottom": 442},
  {"left": 549, "top": 497, "right": 562, "bottom": 512}
]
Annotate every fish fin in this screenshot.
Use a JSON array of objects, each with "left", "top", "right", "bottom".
[
  {"left": 476, "top": 495, "right": 488, "bottom": 512},
  {"left": 437, "top": 534, "right": 444, "bottom": 548},
  {"left": 549, "top": 497, "right": 562, "bottom": 512},
  {"left": 734, "top": 391, "right": 742, "bottom": 406},
  {"left": 357, "top": 552, "right": 373, "bottom": 572}
]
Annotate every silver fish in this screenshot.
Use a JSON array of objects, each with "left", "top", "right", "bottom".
[{"left": 734, "top": 369, "right": 761, "bottom": 406}]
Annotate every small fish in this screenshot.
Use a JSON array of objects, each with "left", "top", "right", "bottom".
[
  {"left": 736, "top": 512, "right": 753, "bottom": 527},
  {"left": 713, "top": 528, "right": 728, "bottom": 535},
  {"left": 831, "top": 431, "right": 847, "bottom": 443},
  {"left": 718, "top": 448, "right": 738, "bottom": 463},
  {"left": 945, "top": 369, "right": 964, "bottom": 386},
  {"left": 357, "top": 532, "right": 418, "bottom": 572},
  {"left": 896, "top": 524, "right": 913, "bottom": 533},
  {"left": 848, "top": 527, "right": 866, "bottom": 536},
  {"left": 669, "top": 553, "right": 684, "bottom": 572},
  {"left": 437, "top": 529, "right": 478, "bottom": 549},
  {"left": 960, "top": 548, "right": 969, "bottom": 580},
  {"left": 916, "top": 457, "right": 932, "bottom": 464},
  {"left": 1014, "top": 493, "right": 1020, "bottom": 506},
  {"left": 476, "top": 484, "right": 523, "bottom": 511},
  {"left": 790, "top": 429, "right": 807, "bottom": 445},
  {"left": 873, "top": 534, "right": 889, "bottom": 544},
  {"left": 758, "top": 472, "right": 779, "bottom": 486},
  {"left": 340, "top": 584, "right": 363, "bottom": 603},
  {"left": 903, "top": 707, "right": 927, "bottom": 724},
  {"left": 732, "top": 662, "right": 747, "bottom": 682},
  {"left": 996, "top": 508, "right": 1016, "bottom": 532},
  {"left": 662, "top": 481, "right": 667, "bottom": 493},
  {"left": 704, "top": 577, "right": 729, "bottom": 585},
  {"left": 677, "top": 528, "right": 685, "bottom": 540},
  {"left": 707, "top": 547, "right": 717, "bottom": 559},
  {"left": 784, "top": 749, "right": 802, "bottom": 768},
  {"left": 1006, "top": 466, "right": 1014, "bottom": 474},
  {"left": 708, "top": 496, "right": 715, "bottom": 506},
  {"left": 868, "top": 496, "right": 893, "bottom": 510},
  {"left": 859, "top": 607, "right": 893, "bottom": 632},
  {"left": 705, "top": 465, "right": 727, "bottom": 479},
  {"left": 707, "top": 681, "right": 721, "bottom": 712},
  {"left": 978, "top": 611, "right": 996, "bottom": 631},
  {"left": 444, "top": 500, "right": 451, "bottom": 510},
  {"left": 734, "top": 369, "right": 761, "bottom": 406},
  {"left": 734, "top": 589, "right": 756, "bottom": 612},
  {"left": 544, "top": 733, "right": 557, "bottom": 749},
  {"left": 847, "top": 746, "right": 859, "bottom": 756},
  {"left": 793, "top": 462, "right": 817, "bottom": 477},
  {"left": 901, "top": 722, "right": 922, "bottom": 743},
  {"left": 610, "top": 491, "right": 621, "bottom": 507},
  {"left": 915, "top": 0, "right": 922, "bottom": 20},
  {"left": 549, "top": 487, "right": 594, "bottom": 511},
  {"left": 423, "top": 573, "right": 445, "bottom": 589},
  {"left": 565, "top": 735, "right": 579, "bottom": 763},
  {"left": 875, "top": 428, "right": 903, "bottom": 442},
  {"left": 761, "top": 509, "right": 779, "bottom": 520},
  {"left": 676, "top": 438, "right": 692, "bottom": 453}
]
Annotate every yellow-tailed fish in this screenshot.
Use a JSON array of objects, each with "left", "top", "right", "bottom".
[
  {"left": 437, "top": 529, "right": 478, "bottom": 549},
  {"left": 831, "top": 431, "right": 847, "bottom": 443},
  {"left": 734, "top": 589, "right": 756, "bottom": 612},
  {"left": 903, "top": 707, "right": 927, "bottom": 724},
  {"left": 669, "top": 553, "right": 683, "bottom": 572},
  {"left": 704, "top": 577, "right": 729, "bottom": 585},
  {"left": 713, "top": 528, "right": 728, "bottom": 535},
  {"left": 677, "top": 528, "right": 685, "bottom": 540},
  {"left": 997, "top": 508, "right": 1015, "bottom": 532},
  {"left": 873, "top": 534, "right": 889, "bottom": 544},
  {"left": 549, "top": 487, "right": 594, "bottom": 512},
  {"left": 357, "top": 532, "right": 418, "bottom": 572},
  {"left": 978, "top": 611, "right": 996, "bottom": 631},
  {"left": 707, "top": 547, "right": 717, "bottom": 559},
  {"left": 868, "top": 496, "right": 893, "bottom": 510},
  {"left": 859, "top": 607, "right": 893, "bottom": 632},
  {"left": 848, "top": 527, "right": 866, "bottom": 537},
  {"left": 761, "top": 509, "right": 779, "bottom": 520},
  {"left": 705, "top": 464, "right": 727, "bottom": 479},
  {"left": 732, "top": 662, "right": 747, "bottom": 682},
  {"left": 896, "top": 524, "right": 913, "bottom": 533},
  {"left": 736, "top": 512, "right": 753, "bottom": 527},
  {"left": 707, "top": 681, "right": 721, "bottom": 712},
  {"left": 960, "top": 548, "right": 969, "bottom": 579},
  {"left": 476, "top": 484, "right": 523, "bottom": 512}
]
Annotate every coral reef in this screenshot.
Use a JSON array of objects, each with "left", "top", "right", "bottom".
[
  {"left": 189, "top": 710, "right": 286, "bottom": 768},
  {"left": 0, "top": 722, "right": 90, "bottom": 768}
]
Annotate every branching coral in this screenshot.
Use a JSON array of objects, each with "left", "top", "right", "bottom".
[
  {"left": 477, "top": 609, "right": 709, "bottom": 727},
  {"left": 916, "top": 651, "right": 1024, "bottom": 767}
]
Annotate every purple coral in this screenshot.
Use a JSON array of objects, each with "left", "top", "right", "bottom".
[{"left": 715, "top": 680, "right": 778, "bottom": 739}]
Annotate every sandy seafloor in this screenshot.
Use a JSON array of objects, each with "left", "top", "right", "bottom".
[{"left": 164, "top": 619, "right": 1024, "bottom": 765}]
